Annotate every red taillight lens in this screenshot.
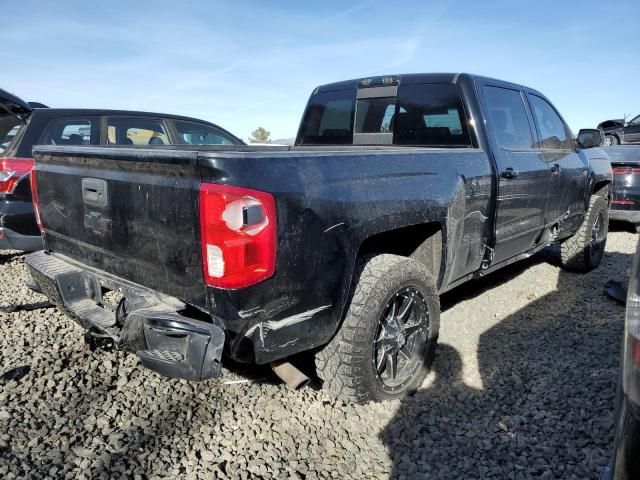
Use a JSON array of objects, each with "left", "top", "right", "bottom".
[
  {"left": 0, "top": 157, "right": 34, "bottom": 194},
  {"left": 199, "top": 183, "right": 276, "bottom": 289},
  {"left": 612, "top": 166, "right": 640, "bottom": 175},
  {"left": 30, "top": 169, "right": 43, "bottom": 230}
]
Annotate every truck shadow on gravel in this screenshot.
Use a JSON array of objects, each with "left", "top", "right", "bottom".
[
  {"left": 0, "top": 252, "right": 22, "bottom": 265},
  {"left": 382, "top": 249, "right": 630, "bottom": 479}
]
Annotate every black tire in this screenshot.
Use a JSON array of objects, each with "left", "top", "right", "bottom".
[
  {"left": 560, "top": 194, "right": 608, "bottom": 272},
  {"left": 605, "top": 135, "right": 619, "bottom": 146},
  {"left": 315, "top": 254, "right": 440, "bottom": 403}
]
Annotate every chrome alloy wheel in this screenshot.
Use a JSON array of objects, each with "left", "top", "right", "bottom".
[{"left": 373, "top": 287, "right": 429, "bottom": 390}]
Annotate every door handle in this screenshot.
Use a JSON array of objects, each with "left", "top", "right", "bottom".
[
  {"left": 551, "top": 163, "right": 561, "bottom": 174},
  {"left": 501, "top": 167, "right": 519, "bottom": 179}
]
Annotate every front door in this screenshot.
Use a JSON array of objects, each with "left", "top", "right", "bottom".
[
  {"left": 526, "top": 92, "right": 588, "bottom": 235},
  {"left": 477, "top": 81, "right": 552, "bottom": 264}
]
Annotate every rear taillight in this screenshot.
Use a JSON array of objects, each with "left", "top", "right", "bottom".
[
  {"left": 199, "top": 183, "right": 276, "bottom": 289},
  {"left": 612, "top": 166, "right": 640, "bottom": 175},
  {"left": 0, "top": 157, "right": 34, "bottom": 194},
  {"left": 30, "top": 169, "right": 43, "bottom": 230}
]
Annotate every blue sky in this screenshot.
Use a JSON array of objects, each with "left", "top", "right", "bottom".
[{"left": 2, "top": 0, "right": 638, "bottom": 141}]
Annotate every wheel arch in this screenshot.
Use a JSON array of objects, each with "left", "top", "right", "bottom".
[
  {"left": 606, "top": 132, "right": 621, "bottom": 144},
  {"left": 356, "top": 222, "right": 444, "bottom": 287},
  {"left": 593, "top": 180, "right": 611, "bottom": 197}
]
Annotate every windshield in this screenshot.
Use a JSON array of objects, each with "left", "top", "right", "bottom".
[{"left": 0, "top": 113, "right": 22, "bottom": 154}]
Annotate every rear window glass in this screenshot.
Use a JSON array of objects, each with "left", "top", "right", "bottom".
[
  {"left": 39, "top": 118, "right": 96, "bottom": 146},
  {"left": 108, "top": 117, "right": 170, "bottom": 145},
  {"left": 0, "top": 115, "right": 21, "bottom": 153},
  {"left": 394, "top": 84, "right": 471, "bottom": 147},
  {"left": 298, "top": 90, "right": 355, "bottom": 145},
  {"left": 297, "top": 84, "right": 472, "bottom": 147},
  {"left": 355, "top": 98, "right": 396, "bottom": 134},
  {"left": 173, "top": 120, "right": 238, "bottom": 145}
]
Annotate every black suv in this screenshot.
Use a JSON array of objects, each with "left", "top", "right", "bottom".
[
  {"left": 0, "top": 88, "right": 243, "bottom": 251},
  {"left": 599, "top": 114, "right": 640, "bottom": 146}
]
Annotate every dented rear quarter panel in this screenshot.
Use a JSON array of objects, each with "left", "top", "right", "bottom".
[{"left": 196, "top": 148, "right": 493, "bottom": 362}]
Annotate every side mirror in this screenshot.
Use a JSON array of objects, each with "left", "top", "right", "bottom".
[
  {"left": 576, "top": 129, "right": 604, "bottom": 149},
  {"left": 624, "top": 122, "right": 629, "bottom": 128}
]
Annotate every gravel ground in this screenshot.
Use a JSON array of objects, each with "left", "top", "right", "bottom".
[{"left": 0, "top": 229, "right": 635, "bottom": 479}]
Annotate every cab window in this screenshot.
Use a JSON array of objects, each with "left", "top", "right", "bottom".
[
  {"left": 107, "top": 117, "right": 171, "bottom": 145},
  {"left": 39, "top": 118, "right": 97, "bottom": 145},
  {"left": 297, "top": 89, "right": 355, "bottom": 145},
  {"left": 528, "top": 94, "right": 574, "bottom": 149},
  {"left": 173, "top": 120, "right": 238, "bottom": 145},
  {"left": 483, "top": 86, "right": 534, "bottom": 150}
]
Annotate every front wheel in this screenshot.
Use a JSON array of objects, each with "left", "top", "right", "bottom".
[
  {"left": 560, "top": 194, "right": 608, "bottom": 272},
  {"left": 315, "top": 254, "right": 440, "bottom": 403},
  {"left": 605, "top": 135, "right": 619, "bottom": 146}
]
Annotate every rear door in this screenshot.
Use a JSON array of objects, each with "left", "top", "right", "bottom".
[
  {"left": 476, "top": 80, "right": 551, "bottom": 263},
  {"left": 525, "top": 91, "right": 588, "bottom": 234}
]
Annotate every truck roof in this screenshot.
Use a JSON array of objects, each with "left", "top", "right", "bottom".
[{"left": 314, "top": 73, "right": 539, "bottom": 95}]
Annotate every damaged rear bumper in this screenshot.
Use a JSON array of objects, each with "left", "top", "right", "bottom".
[{"left": 25, "top": 251, "right": 224, "bottom": 381}]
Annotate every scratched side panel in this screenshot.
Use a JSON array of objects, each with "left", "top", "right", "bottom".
[
  {"left": 32, "top": 146, "right": 207, "bottom": 308},
  {"left": 198, "top": 148, "right": 493, "bottom": 362}
]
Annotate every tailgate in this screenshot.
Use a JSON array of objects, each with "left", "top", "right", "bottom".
[{"left": 32, "top": 146, "right": 207, "bottom": 307}]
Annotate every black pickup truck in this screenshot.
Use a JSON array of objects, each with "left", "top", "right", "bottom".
[{"left": 26, "top": 73, "right": 612, "bottom": 403}]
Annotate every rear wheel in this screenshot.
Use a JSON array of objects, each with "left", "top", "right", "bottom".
[
  {"left": 560, "top": 194, "right": 608, "bottom": 272},
  {"left": 315, "top": 254, "right": 440, "bottom": 403}
]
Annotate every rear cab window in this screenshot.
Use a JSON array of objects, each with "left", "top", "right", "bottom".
[
  {"left": 298, "top": 89, "right": 355, "bottom": 145},
  {"left": 297, "top": 83, "right": 472, "bottom": 147},
  {"left": 38, "top": 117, "right": 99, "bottom": 146},
  {"left": 107, "top": 117, "right": 171, "bottom": 145},
  {"left": 173, "top": 120, "right": 239, "bottom": 145}
]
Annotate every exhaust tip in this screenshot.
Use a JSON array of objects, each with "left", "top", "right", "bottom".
[{"left": 271, "top": 360, "right": 310, "bottom": 390}]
